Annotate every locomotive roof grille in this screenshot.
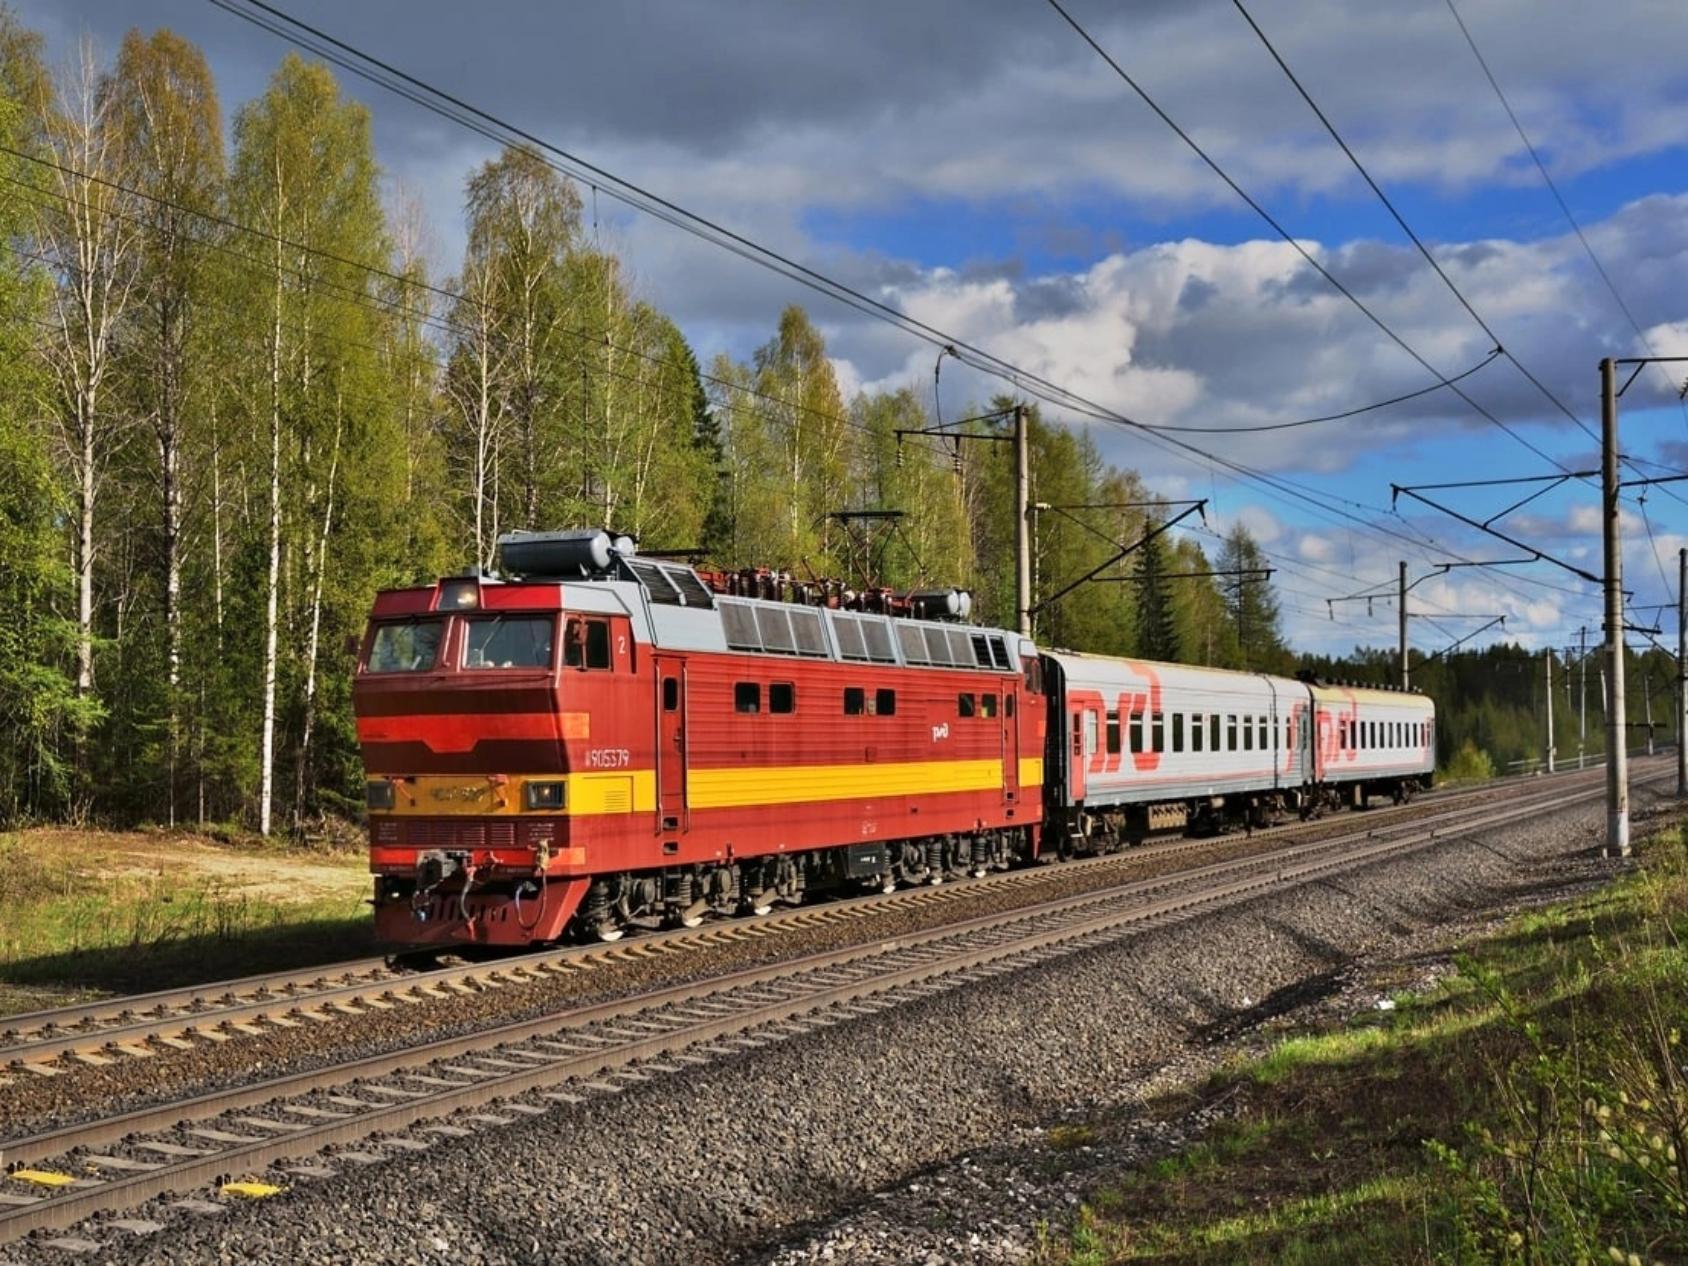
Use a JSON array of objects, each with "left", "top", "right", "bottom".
[
  {"left": 719, "top": 598, "right": 829, "bottom": 658},
  {"left": 622, "top": 556, "right": 716, "bottom": 609}
]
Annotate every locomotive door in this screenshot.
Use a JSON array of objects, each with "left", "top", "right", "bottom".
[
  {"left": 1003, "top": 688, "right": 1020, "bottom": 805},
  {"left": 654, "top": 655, "right": 688, "bottom": 834}
]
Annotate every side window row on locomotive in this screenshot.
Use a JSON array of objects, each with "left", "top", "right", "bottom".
[
  {"left": 734, "top": 682, "right": 797, "bottom": 714},
  {"left": 842, "top": 687, "right": 897, "bottom": 716}
]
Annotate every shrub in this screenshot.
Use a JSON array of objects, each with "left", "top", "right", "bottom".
[{"left": 1443, "top": 738, "right": 1497, "bottom": 783}]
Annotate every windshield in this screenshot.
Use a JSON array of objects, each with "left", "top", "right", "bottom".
[
  {"left": 463, "top": 614, "right": 555, "bottom": 670},
  {"left": 367, "top": 619, "right": 444, "bottom": 673}
]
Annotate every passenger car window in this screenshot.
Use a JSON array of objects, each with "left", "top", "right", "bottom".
[
  {"left": 367, "top": 619, "right": 443, "bottom": 673},
  {"left": 1106, "top": 710, "right": 1121, "bottom": 755},
  {"left": 462, "top": 615, "right": 553, "bottom": 670}
]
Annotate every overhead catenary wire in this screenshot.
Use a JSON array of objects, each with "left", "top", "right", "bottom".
[
  {"left": 1230, "top": 0, "right": 1594, "bottom": 444},
  {"left": 10, "top": 133, "right": 1568, "bottom": 623},
  {"left": 204, "top": 0, "right": 1614, "bottom": 612},
  {"left": 1443, "top": 0, "right": 1688, "bottom": 433},
  {"left": 8, "top": 145, "right": 1521, "bottom": 479},
  {"left": 1129, "top": 346, "right": 1503, "bottom": 433},
  {"left": 1041, "top": 0, "right": 1574, "bottom": 477},
  {"left": 0, "top": 155, "right": 930, "bottom": 453},
  {"left": 1229, "top": 0, "right": 1688, "bottom": 518}
]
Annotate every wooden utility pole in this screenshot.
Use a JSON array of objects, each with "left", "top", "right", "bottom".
[
  {"left": 1545, "top": 650, "right": 1555, "bottom": 773},
  {"left": 1600, "top": 357, "right": 1629, "bottom": 857}
]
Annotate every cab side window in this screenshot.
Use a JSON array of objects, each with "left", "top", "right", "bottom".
[{"left": 564, "top": 617, "right": 613, "bottom": 670}]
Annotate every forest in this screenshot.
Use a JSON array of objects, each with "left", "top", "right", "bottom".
[{"left": 0, "top": 15, "right": 1648, "bottom": 833}]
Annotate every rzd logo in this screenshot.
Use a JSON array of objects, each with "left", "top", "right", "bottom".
[{"left": 931, "top": 723, "right": 950, "bottom": 742}]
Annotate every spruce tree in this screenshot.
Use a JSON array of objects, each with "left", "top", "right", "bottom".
[{"left": 1133, "top": 525, "right": 1180, "bottom": 662}]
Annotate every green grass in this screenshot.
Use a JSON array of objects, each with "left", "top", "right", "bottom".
[
  {"left": 0, "top": 829, "right": 373, "bottom": 1012},
  {"left": 1039, "top": 824, "right": 1688, "bottom": 1265}
]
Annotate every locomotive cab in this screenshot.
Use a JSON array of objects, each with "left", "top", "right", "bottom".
[{"left": 355, "top": 570, "right": 642, "bottom": 948}]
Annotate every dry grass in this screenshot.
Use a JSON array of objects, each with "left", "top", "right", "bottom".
[{"left": 0, "top": 827, "right": 373, "bottom": 1014}]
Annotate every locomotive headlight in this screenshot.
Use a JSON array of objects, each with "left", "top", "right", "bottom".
[
  {"left": 366, "top": 779, "right": 396, "bottom": 810},
  {"left": 524, "top": 780, "right": 566, "bottom": 810},
  {"left": 439, "top": 578, "right": 480, "bottom": 609}
]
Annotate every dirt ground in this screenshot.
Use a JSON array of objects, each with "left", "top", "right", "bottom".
[{"left": 8, "top": 827, "right": 368, "bottom": 904}]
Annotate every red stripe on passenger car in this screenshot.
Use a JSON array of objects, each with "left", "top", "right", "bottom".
[{"left": 356, "top": 712, "right": 559, "bottom": 754}]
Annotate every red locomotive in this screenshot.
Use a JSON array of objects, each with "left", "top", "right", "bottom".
[
  {"left": 354, "top": 530, "right": 1434, "bottom": 950},
  {"left": 355, "top": 531, "right": 1044, "bottom": 946}
]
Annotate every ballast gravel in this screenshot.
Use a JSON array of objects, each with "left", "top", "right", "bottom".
[
  {"left": 0, "top": 786, "right": 1513, "bottom": 1139},
  {"left": 18, "top": 778, "right": 1664, "bottom": 1266}
]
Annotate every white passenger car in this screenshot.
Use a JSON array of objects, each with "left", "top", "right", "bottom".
[{"left": 1041, "top": 650, "right": 1433, "bottom": 844}]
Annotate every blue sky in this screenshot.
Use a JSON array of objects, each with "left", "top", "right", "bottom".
[{"left": 20, "top": 0, "right": 1688, "bottom": 656}]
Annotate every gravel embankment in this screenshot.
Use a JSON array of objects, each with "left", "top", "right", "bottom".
[
  {"left": 20, "top": 778, "right": 1663, "bottom": 1266},
  {"left": 1, "top": 797, "right": 1480, "bottom": 1139}
]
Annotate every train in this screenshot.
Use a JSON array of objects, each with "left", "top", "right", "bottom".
[{"left": 353, "top": 529, "right": 1435, "bottom": 949}]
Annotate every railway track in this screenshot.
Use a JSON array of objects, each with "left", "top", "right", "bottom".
[
  {"left": 0, "top": 768, "right": 1649, "bottom": 1250},
  {"left": 0, "top": 763, "right": 1623, "bottom": 1077}
]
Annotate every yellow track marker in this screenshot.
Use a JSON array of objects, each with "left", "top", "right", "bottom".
[
  {"left": 11, "top": 1170, "right": 76, "bottom": 1188},
  {"left": 220, "top": 1180, "right": 285, "bottom": 1199}
]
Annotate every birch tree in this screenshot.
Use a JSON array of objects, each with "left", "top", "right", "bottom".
[
  {"left": 105, "top": 28, "right": 222, "bottom": 824},
  {"left": 34, "top": 38, "right": 144, "bottom": 760},
  {"left": 0, "top": 11, "right": 87, "bottom": 822},
  {"left": 230, "top": 52, "right": 391, "bottom": 835},
  {"left": 462, "top": 145, "right": 578, "bottom": 530}
]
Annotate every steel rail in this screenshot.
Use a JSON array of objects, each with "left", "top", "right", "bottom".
[
  {"left": 0, "top": 773, "right": 1644, "bottom": 1246},
  {"left": 0, "top": 760, "right": 1635, "bottom": 1072}
]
